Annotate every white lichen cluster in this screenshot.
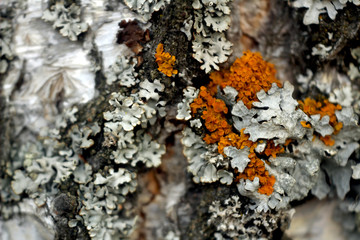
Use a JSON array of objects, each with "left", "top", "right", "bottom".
[
  {"left": 103, "top": 71, "right": 167, "bottom": 168},
  {"left": 61, "top": 118, "right": 140, "bottom": 239},
  {"left": 124, "top": 0, "right": 171, "bottom": 22},
  {"left": 1, "top": 108, "right": 81, "bottom": 215},
  {"left": 42, "top": 0, "right": 88, "bottom": 41},
  {"left": 72, "top": 167, "right": 138, "bottom": 239},
  {"left": 290, "top": 67, "right": 360, "bottom": 237},
  {"left": 208, "top": 196, "right": 295, "bottom": 239},
  {"left": 296, "top": 67, "right": 357, "bottom": 114},
  {"left": 4, "top": 107, "right": 80, "bottom": 206},
  {"left": 312, "top": 43, "right": 332, "bottom": 58},
  {"left": 0, "top": 100, "right": 139, "bottom": 239},
  {"left": 296, "top": 67, "right": 350, "bottom": 95},
  {"left": 1, "top": 1, "right": 169, "bottom": 238},
  {"left": 180, "top": 79, "right": 360, "bottom": 217},
  {"left": 2, "top": 104, "right": 140, "bottom": 239},
  {"left": 182, "top": 127, "right": 233, "bottom": 184},
  {"left": 310, "top": 107, "right": 360, "bottom": 200},
  {"left": 291, "top": 0, "right": 360, "bottom": 25},
  {"left": 176, "top": 86, "right": 199, "bottom": 120},
  {"left": 105, "top": 56, "right": 139, "bottom": 86},
  {"left": 68, "top": 56, "right": 167, "bottom": 238},
  {"left": 191, "top": 0, "right": 233, "bottom": 73}
]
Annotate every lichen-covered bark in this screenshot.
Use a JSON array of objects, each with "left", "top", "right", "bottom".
[{"left": 1, "top": 0, "right": 360, "bottom": 240}]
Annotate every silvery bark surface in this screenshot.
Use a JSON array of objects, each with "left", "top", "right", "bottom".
[{"left": 1, "top": 0, "right": 360, "bottom": 240}]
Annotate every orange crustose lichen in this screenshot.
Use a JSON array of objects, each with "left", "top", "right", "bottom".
[
  {"left": 217, "top": 130, "right": 256, "bottom": 156},
  {"left": 191, "top": 86, "right": 232, "bottom": 144},
  {"left": 219, "top": 131, "right": 282, "bottom": 196},
  {"left": 208, "top": 50, "right": 282, "bottom": 109},
  {"left": 263, "top": 140, "right": 285, "bottom": 158},
  {"left": 235, "top": 154, "right": 276, "bottom": 196},
  {"left": 300, "top": 121, "right": 312, "bottom": 128},
  {"left": 155, "top": 43, "right": 178, "bottom": 77},
  {"left": 298, "top": 97, "right": 343, "bottom": 146},
  {"left": 190, "top": 51, "right": 286, "bottom": 196}
]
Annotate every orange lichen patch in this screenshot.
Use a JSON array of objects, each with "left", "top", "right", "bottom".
[
  {"left": 298, "top": 97, "right": 321, "bottom": 115},
  {"left": 209, "top": 50, "right": 282, "bottom": 109},
  {"left": 219, "top": 131, "right": 281, "bottom": 195},
  {"left": 235, "top": 155, "right": 276, "bottom": 196},
  {"left": 191, "top": 87, "right": 278, "bottom": 195},
  {"left": 300, "top": 121, "right": 312, "bottom": 128},
  {"left": 217, "top": 130, "right": 257, "bottom": 155},
  {"left": 155, "top": 43, "right": 178, "bottom": 77},
  {"left": 191, "top": 86, "right": 232, "bottom": 144},
  {"left": 258, "top": 175, "right": 276, "bottom": 195},
  {"left": 334, "top": 121, "right": 343, "bottom": 133},
  {"left": 319, "top": 135, "right": 335, "bottom": 146},
  {"left": 298, "top": 98, "right": 342, "bottom": 133},
  {"left": 298, "top": 97, "right": 343, "bottom": 145},
  {"left": 263, "top": 140, "right": 284, "bottom": 158}
]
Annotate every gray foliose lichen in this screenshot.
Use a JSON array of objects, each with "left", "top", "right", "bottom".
[
  {"left": 291, "top": 0, "right": 360, "bottom": 25},
  {"left": 191, "top": 0, "right": 233, "bottom": 73},
  {"left": 42, "top": 0, "right": 88, "bottom": 41}
]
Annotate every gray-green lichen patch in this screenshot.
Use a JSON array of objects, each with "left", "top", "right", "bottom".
[
  {"left": 177, "top": 86, "right": 199, "bottom": 121},
  {"left": 182, "top": 127, "right": 232, "bottom": 185},
  {"left": 42, "top": 0, "right": 88, "bottom": 41},
  {"left": 208, "top": 195, "right": 295, "bottom": 239},
  {"left": 192, "top": 0, "right": 233, "bottom": 73},
  {"left": 105, "top": 56, "right": 139, "bottom": 86},
  {"left": 124, "top": 0, "right": 171, "bottom": 22}
]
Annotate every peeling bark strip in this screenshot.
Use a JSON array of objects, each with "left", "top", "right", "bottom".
[{"left": 1, "top": 0, "right": 360, "bottom": 240}]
